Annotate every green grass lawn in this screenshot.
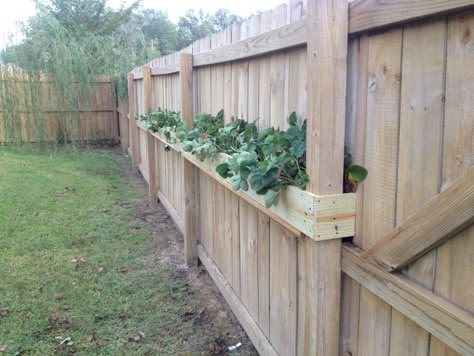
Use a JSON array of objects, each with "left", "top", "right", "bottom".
[{"left": 0, "top": 146, "right": 247, "bottom": 355}]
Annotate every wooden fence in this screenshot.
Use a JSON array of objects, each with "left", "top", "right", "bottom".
[
  {"left": 122, "top": 0, "right": 474, "bottom": 355},
  {"left": 0, "top": 80, "right": 119, "bottom": 143}
]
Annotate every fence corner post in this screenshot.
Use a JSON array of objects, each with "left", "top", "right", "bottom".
[
  {"left": 127, "top": 72, "right": 139, "bottom": 173},
  {"left": 298, "top": 0, "right": 349, "bottom": 355},
  {"left": 180, "top": 52, "right": 198, "bottom": 267}
]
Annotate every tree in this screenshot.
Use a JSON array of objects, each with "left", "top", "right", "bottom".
[
  {"left": 138, "top": 9, "right": 178, "bottom": 57},
  {"left": 213, "top": 9, "right": 242, "bottom": 31},
  {"left": 176, "top": 9, "right": 242, "bottom": 49},
  {"left": 33, "top": 0, "right": 140, "bottom": 36}
]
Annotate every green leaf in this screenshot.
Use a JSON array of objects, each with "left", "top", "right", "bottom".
[
  {"left": 290, "top": 140, "right": 306, "bottom": 158},
  {"left": 175, "top": 130, "right": 186, "bottom": 141},
  {"left": 229, "top": 175, "right": 241, "bottom": 191},
  {"left": 249, "top": 168, "right": 278, "bottom": 192},
  {"left": 216, "top": 109, "right": 224, "bottom": 122},
  {"left": 216, "top": 163, "right": 229, "bottom": 178},
  {"left": 287, "top": 112, "right": 297, "bottom": 126},
  {"left": 182, "top": 142, "right": 193, "bottom": 152},
  {"left": 240, "top": 166, "right": 251, "bottom": 180},
  {"left": 348, "top": 165, "right": 368, "bottom": 183},
  {"left": 264, "top": 189, "right": 279, "bottom": 208},
  {"left": 240, "top": 179, "right": 249, "bottom": 191}
]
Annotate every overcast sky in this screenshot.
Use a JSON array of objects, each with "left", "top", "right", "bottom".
[{"left": 0, "top": 0, "right": 285, "bottom": 48}]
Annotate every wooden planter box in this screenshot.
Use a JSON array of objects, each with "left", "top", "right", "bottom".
[{"left": 148, "top": 126, "right": 355, "bottom": 241}]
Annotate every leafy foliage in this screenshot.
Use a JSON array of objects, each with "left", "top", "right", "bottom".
[
  {"left": 344, "top": 152, "right": 368, "bottom": 193},
  {"left": 137, "top": 109, "right": 182, "bottom": 143},
  {"left": 0, "top": 1, "right": 243, "bottom": 144},
  {"left": 176, "top": 9, "right": 242, "bottom": 49},
  {"left": 138, "top": 109, "right": 368, "bottom": 208}
]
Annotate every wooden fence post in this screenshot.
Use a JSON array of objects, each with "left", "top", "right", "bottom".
[
  {"left": 127, "top": 73, "right": 139, "bottom": 173},
  {"left": 180, "top": 53, "right": 198, "bottom": 267},
  {"left": 297, "top": 1, "right": 349, "bottom": 355},
  {"left": 111, "top": 82, "right": 119, "bottom": 144},
  {"left": 143, "top": 66, "right": 158, "bottom": 208}
]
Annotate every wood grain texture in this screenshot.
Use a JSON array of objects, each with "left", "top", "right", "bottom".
[
  {"left": 357, "top": 287, "right": 391, "bottom": 356},
  {"left": 429, "top": 336, "right": 461, "bottom": 356},
  {"left": 127, "top": 73, "right": 139, "bottom": 172},
  {"left": 153, "top": 129, "right": 354, "bottom": 241},
  {"left": 193, "top": 19, "right": 306, "bottom": 67},
  {"left": 269, "top": 4, "right": 287, "bottom": 130},
  {"left": 198, "top": 245, "right": 278, "bottom": 356},
  {"left": 363, "top": 167, "right": 474, "bottom": 270},
  {"left": 397, "top": 19, "right": 446, "bottom": 292},
  {"left": 349, "top": 0, "right": 474, "bottom": 34},
  {"left": 433, "top": 13, "right": 474, "bottom": 324},
  {"left": 339, "top": 274, "right": 361, "bottom": 356},
  {"left": 257, "top": 211, "right": 270, "bottom": 338},
  {"left": 157, "top": 191, "right": 184, "bottom": 233},
  {"left": 143, "top": 67, "right": 158, "bottom": 208},
  {"left": 342, "top": 245, "right": 474, "bottom": 356},
  {"left": 389, "top": 309, "right": 430, "bottom": 356},
  {"left": 441, "top": 11, "right": 474, "bottom": 190},
  {"left": 180, "top": 53, "right": 198, "bottom": 267},
  {"left": 344, "top": 35, "right": 369, "bottom": 247},
  {"left": 258, "top": 10, "right": 273, "bottom": 131},
  {"left": 298, "top": 1, "right": 348, "bottom": 355},
  {"left": 239, "top": 202, "right": 259, "bottom": 320},
  {"left": 270, "top": 222, "right": 297, "bottom": 355},
  {"left": 362, "top": 28, "right": 402, "bottom": 250},
  {"left": 150, "top": 63, "right": 179, "bottom": 76},
  {"left": 434, "top": 225, "right": 474, "bottom": 314}
]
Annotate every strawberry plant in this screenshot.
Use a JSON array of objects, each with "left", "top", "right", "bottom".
[{"left": 136, "top": 109, "right": 368, "bottom": 208}]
